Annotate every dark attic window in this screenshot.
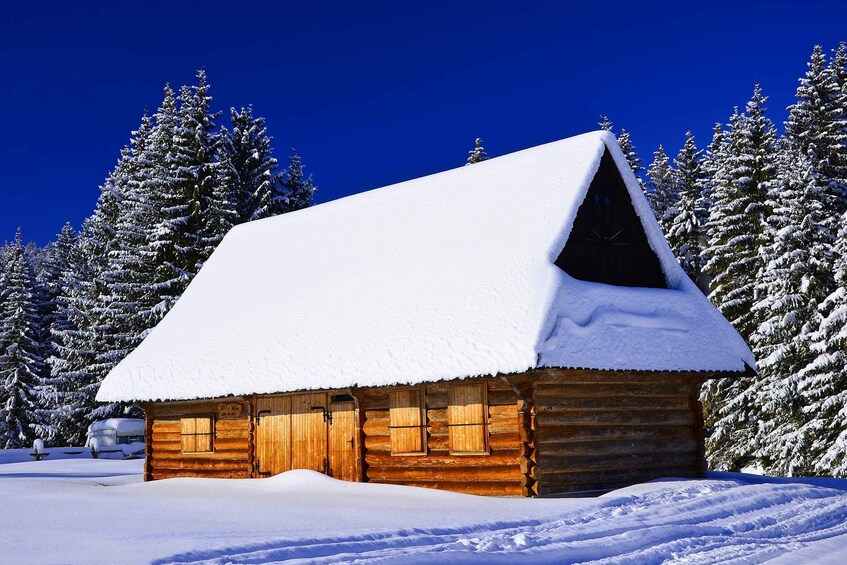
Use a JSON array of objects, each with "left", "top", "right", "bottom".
[{"left": 555, "top": 149, "right": 668, "bottom": 288}]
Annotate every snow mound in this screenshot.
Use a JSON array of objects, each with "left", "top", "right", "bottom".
[{"left": 97, "top": 131, "right": 754, "bottom": 402}]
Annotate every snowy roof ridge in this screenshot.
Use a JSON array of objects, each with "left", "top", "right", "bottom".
[{"left": 97, "top": 131, "right": 754, "bottom": 402}]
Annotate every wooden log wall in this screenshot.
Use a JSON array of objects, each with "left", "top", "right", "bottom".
[
  {"left": 531, "top": 369, "right": 706, "bottom": 495},
  {"left": 144, "top": 398, "right": 253, "bottom": 480},
  {"left": 358, "top": 378, "right": 525, "bottom": 496}
]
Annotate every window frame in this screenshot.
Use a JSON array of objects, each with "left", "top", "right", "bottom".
[
  {"left": 388, "top": 386, "right": 427, "bottom": 456},
  {"left": 447, "top": 382, "right": 489, "bottom": 456},
  {"left": 180, "top": 414, "right": 215, "bottom": 454}
]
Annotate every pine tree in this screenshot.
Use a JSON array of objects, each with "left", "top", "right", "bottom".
[
  {"left": 705, "top": 86, "right": 778, "bottom": 340},
  {"left": 218, "top": 106, "right": 282, "bottom": 222},
  {"left": 668, "top": 131, "right": 706, "bottom": 287},
  {"left": 169, "top": 69, "right": 232, "bottom": 275},
  {"left": 798, "top": 211, "right": 847, "bottom": 476},
  {"left": 750, "top": 155, "right": 833, "bottom": 475},
  {"left": 280, "top": 149, "right": 316, "bottom": 213},
  {"left": 596, "top": 117, "right": 646, "bottom": 192},
  {"left": 785, "top": 45, "right": 847, "bottom": 214},
  {"left": 702, "top": 86, "right": 778, "bottom": 470},
  {"left": 0, "top": 231, "right": 48, "bottom": 448},
  {"left": 645, "top": 145, "right": 679, "bottom": 228},
  {"left": 465, "top": 138, "right": 489, "bottom": 165}
]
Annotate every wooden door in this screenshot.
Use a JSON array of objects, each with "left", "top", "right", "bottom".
[
  {"left": 290, "top": 392, "right": 328, "bottom": 472},
  {"left": 329, "top": 400, "right": 358, "bottom": 481},
  {"left": 255, "top": 395, "right": 291, "bottom": 476}
]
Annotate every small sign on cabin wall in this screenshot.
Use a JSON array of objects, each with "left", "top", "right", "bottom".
[{"left": 217, "top": 402, "right": 244, "bottom": 419}]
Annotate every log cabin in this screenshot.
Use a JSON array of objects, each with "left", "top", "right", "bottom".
[{"left": 96, "top": 131, "right": 755, "bottom": 496}]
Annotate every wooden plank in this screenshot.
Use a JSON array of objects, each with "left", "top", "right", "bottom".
[
  {"left": 447, "top": 384, "right": 487, "bottom": 454},
  {"left": 256, "top": 395, "right": 292, "bottom": 476},
  {"left": 329, "top": 400, "right": 358, "bottom": 481},
  {"left": 291, "top": 392, "right": 327, "bottom": 472},
  {"left": 389, "top": 389, "right": 425, "bottom": 454}
]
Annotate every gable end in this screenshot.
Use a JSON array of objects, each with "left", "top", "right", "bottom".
[{"left": 555, "top": 149, "right": 667, "bottom": 288}]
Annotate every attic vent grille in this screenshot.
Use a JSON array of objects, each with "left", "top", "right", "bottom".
[{"left": 555, "top": 149, "right": 667, "bottom": 289}]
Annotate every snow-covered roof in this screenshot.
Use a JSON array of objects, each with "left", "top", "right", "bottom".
[{"left": 97, "top": 131, "right": 754, "bottom": 403}]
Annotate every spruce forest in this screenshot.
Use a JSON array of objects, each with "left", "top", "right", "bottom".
[
  {"left": 0, "top": 69, "right": 315, "bottom": 448},
  {"left": 2, "top": 42, "right": 846, "bottom": 481}
]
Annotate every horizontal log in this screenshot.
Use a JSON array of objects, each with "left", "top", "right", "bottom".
[
  {"left": 539, "top": 452, "right": 698, "bottom": 474},
  {"left": 368, "top": 479, "right": 524, "bottom": 497},
  {"left": 535, "top": 425, "right": 694, "bottom": 444},
  {"left": 536, "top": 410, "right": 694, "bottom": 427},
  {"left": 150, "top": 449, "right": 249, "bottom": 460},
  {"left": 488, "top": 404, "right": 518, "bottom": 418},
  {"left": 538, "top": 438, "right": 696, "bottom": 458},
  {"left": 537, "top": 466, "right": 702, "bottom": 494},
  {"left": 534, "top": 369, "right": 699, "bottom": 385},
  {"left": 151, "top": 469, "right": 251, "bottom": 480},
  {"left": 488, "top": 389, "right": 519, "bottom": 406},
  {"left": 150, "top": 459, "right": 250, "bottom": 471},
  {"left": 534, "top": 382, "right": 693, "bottom": 398},
  {"left": 535, "top": 396, "right": 691, "bottom": 412},
  {"left": 366, "top": 452, "right": 520, "bottom": 468},
  {"left": 366, "top": 465, "right": 522, "bottom": 483},
  {"left": 364, "top": 432, "right": 520, "bottom": 453}
]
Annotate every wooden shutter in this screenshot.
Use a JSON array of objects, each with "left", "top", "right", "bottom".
[
  {"left": 181, "top": 416, "right": 213, "bottom": 453},
  {"left": 389, "top": 388, "right": 425, "bottom": 455},
  {"left": 448, "top": 384, "right": 487, "bottom": 454}
]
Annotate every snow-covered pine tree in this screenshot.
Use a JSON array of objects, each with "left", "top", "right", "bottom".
[
  {"left": 93, "top": 113, "right": 161, "bottom": 419},
  {"left": 785, "top": 45, "right": 847, "bottom": 215},
  {"left": 139, "top": 84, "right": 187, "bottom": 324},
  {"left": 218, "top": 106, "right": 282, "bottom": 222},
  {"left": 465, "top": 138, "right": 489, "bottom": 165},
  {"left": 645, "top": 145, "right": 679, "bottom": 229},
  {"left": 169, "top": 70, "right": 233, "bottom": 275},
  {"left": 667, "top": 131, "right": 707, "bottom": 287},
  {"left": 596, "top": 117, "right": 647, "bottom": 193},
  {"left": 0, "top": 230, "right": 48, "bottom": 448},
  {"left": 44, "top": 223, "right": 90, "bottom": 445},
  {"left": 280, "top": 149, "right": 317, "bottom": 213},
  {"left": 749, "top": 154, "right": 833, "bottom": 475},
  {"left": 617, "top": 129, "right": 646, "bottom": 192},
  {"left": 702, "top": 86, "right": 778, "bottom": 470},
  {"left": 798, "top": 210, "right": 847, "bottom": 476},
  {"left": 705, "top": 86, "right": 778, "bottom": 340},
  {"left": 28, "top": 224, "right": 79, "bottom": 443},
  {"left": 48, "top": 138, "right": 138, "bottom": 443}
]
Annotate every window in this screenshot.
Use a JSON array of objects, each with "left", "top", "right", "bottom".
[
  {"left": 181, "top": 416, "right": 213, "bottom": 453},
  {"left": 389, "top": 388, "right": 426, "bottom": 455},
  {"left": 448, "top": 384, "right": 488, "bottom": 455}
]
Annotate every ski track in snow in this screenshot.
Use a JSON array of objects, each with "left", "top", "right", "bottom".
[{"left": 158, "top": 481, "right": 847, "bottom": 565}]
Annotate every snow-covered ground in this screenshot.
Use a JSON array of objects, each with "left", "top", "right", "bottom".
[{"left": 0, "top": 452, "right": 846, "bottom": 564}]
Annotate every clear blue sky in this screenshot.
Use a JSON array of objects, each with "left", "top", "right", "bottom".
[{"left": 2, "top": 0, "right": 846, "bottom": 245}]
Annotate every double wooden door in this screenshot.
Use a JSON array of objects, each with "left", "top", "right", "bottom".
[{"left": 255, "top": 392, "right": 358, "bottom": 481}]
